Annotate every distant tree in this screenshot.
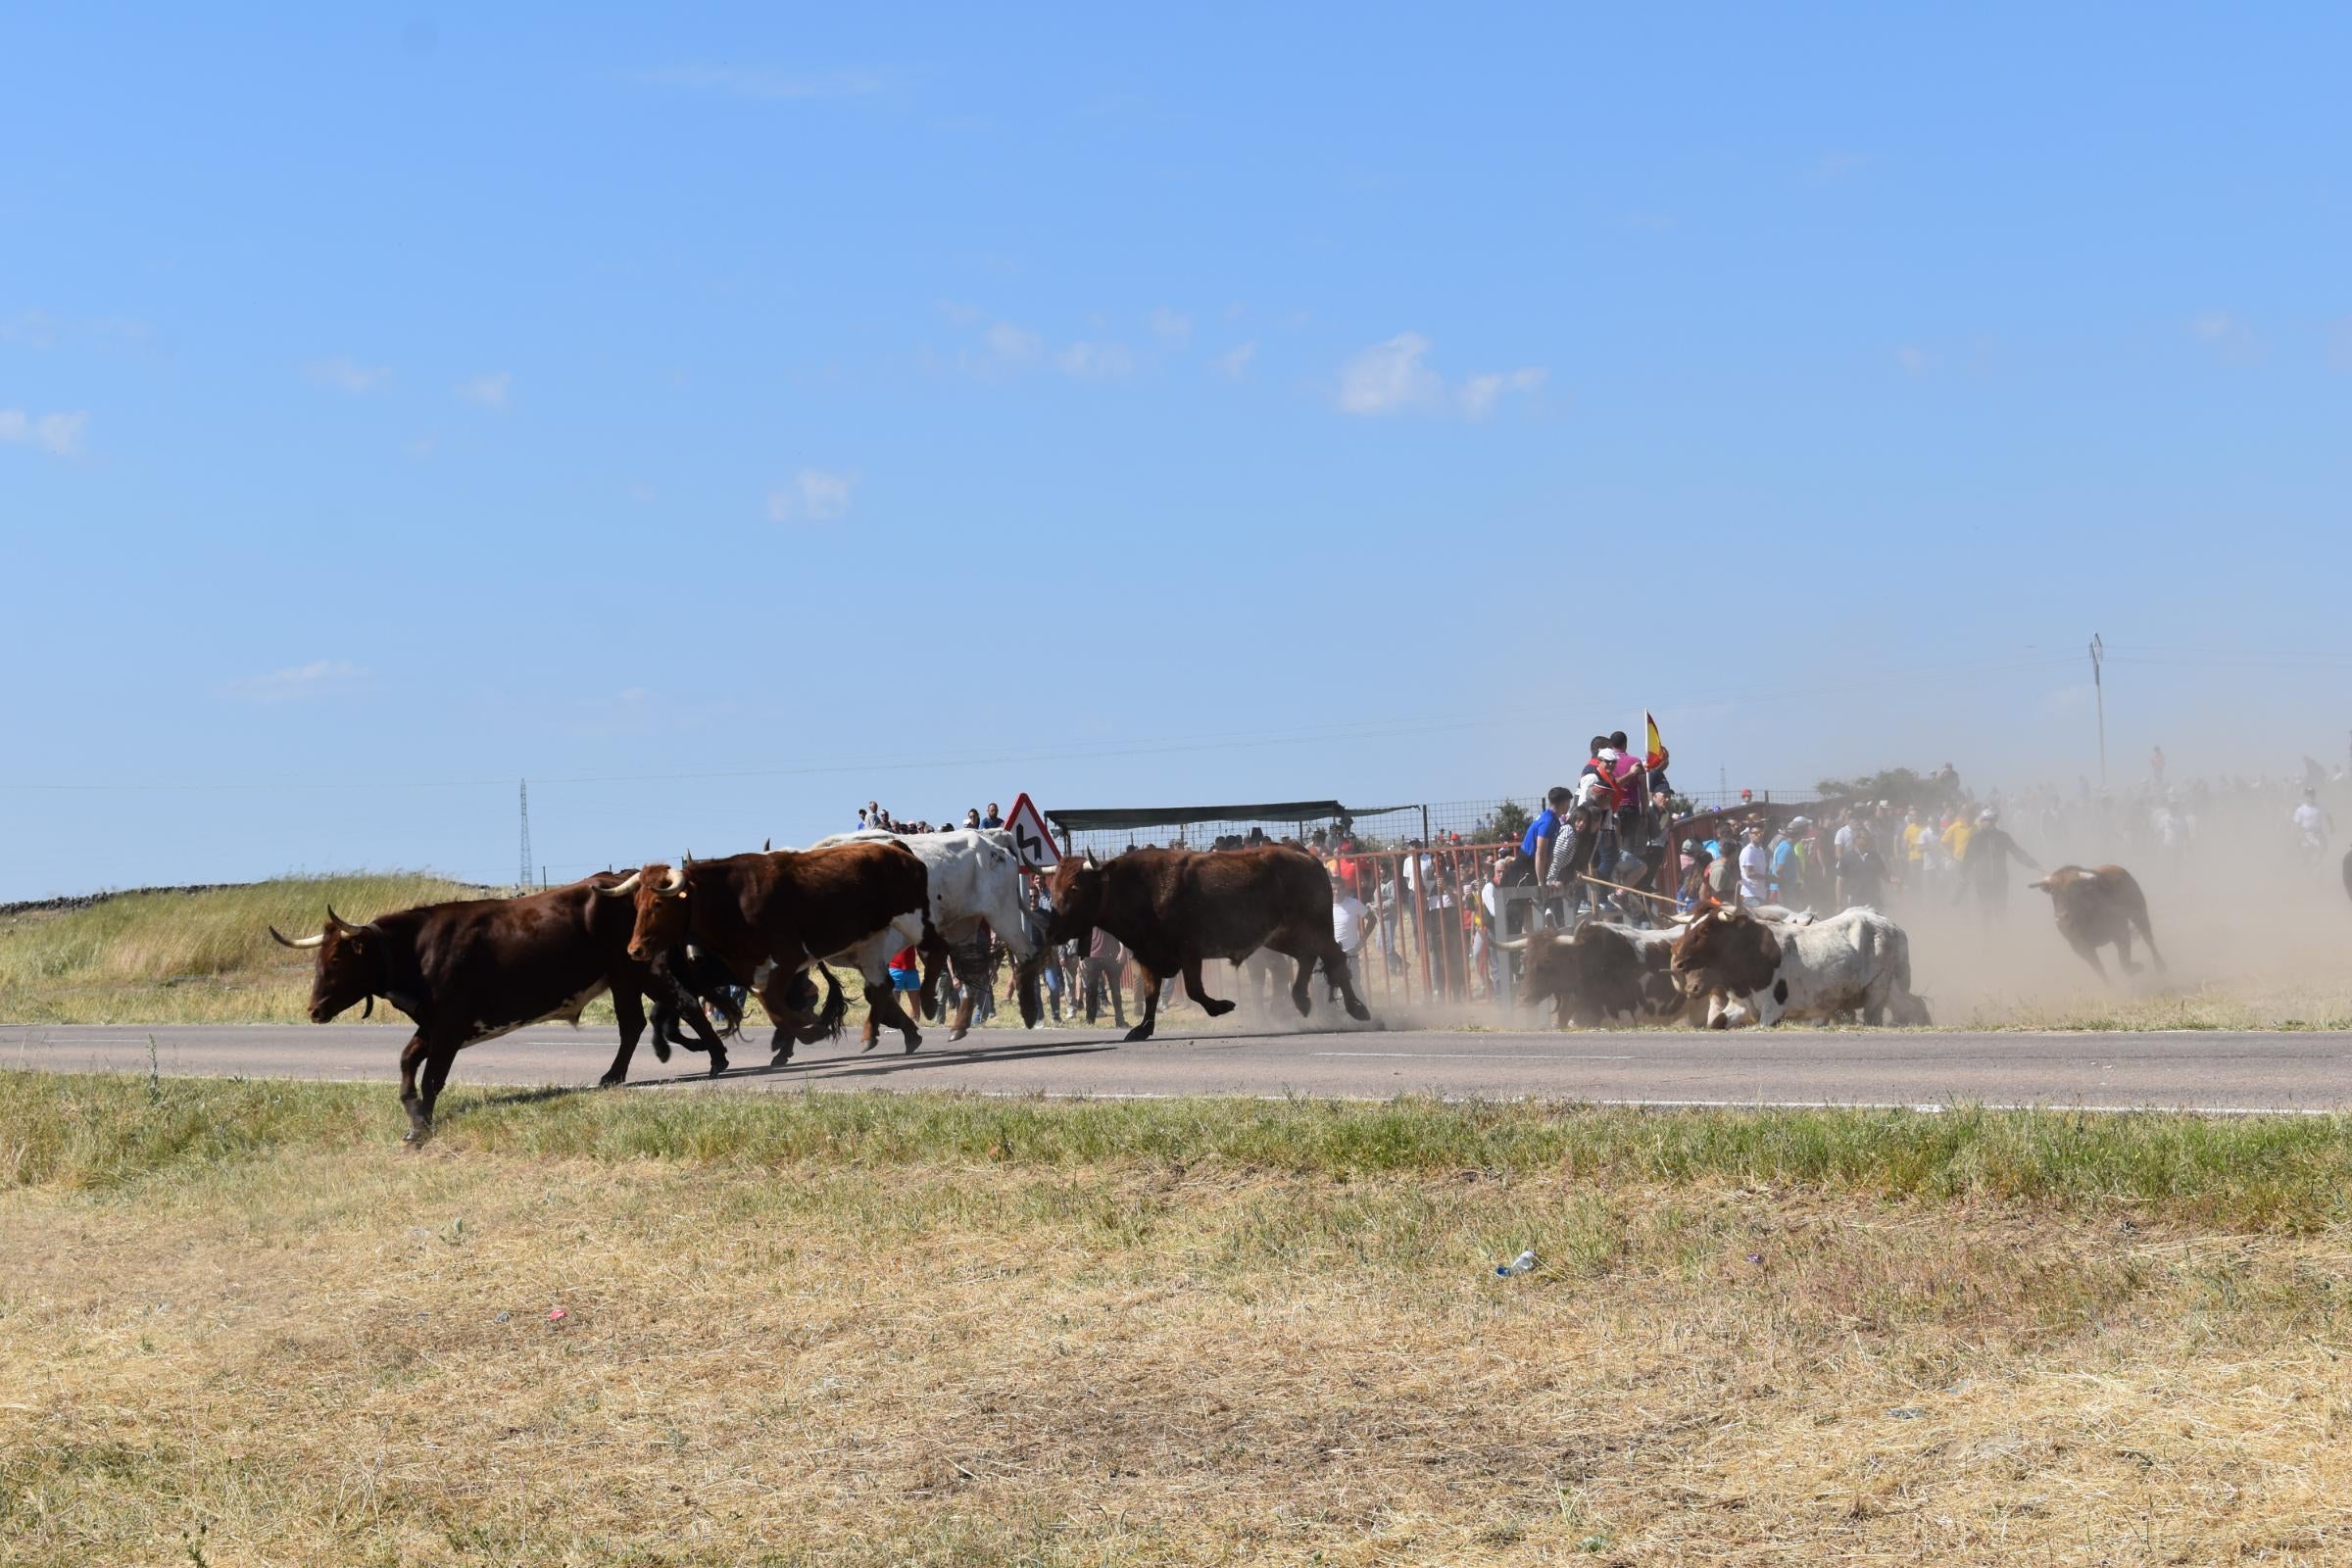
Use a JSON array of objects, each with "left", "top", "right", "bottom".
[
  {"left": 1484, "top": 799, "right": 1534, "bottom": 846},
  {"left": 1813, "top": 766, "right": 1954, "bottom": 809}
]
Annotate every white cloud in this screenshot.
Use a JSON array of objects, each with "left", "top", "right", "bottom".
[
  {"left": 1338, "top": 332, "right": 1443, "bottom": 415},
  {"left": 0, "top": 311, "right": 151, "bottom": 351},
  {"left": 983, "top": 322, "right": 1041, "bottom": 364},
  {"left": 2188, "top": 311, "right": 2260, "bottom": 364},
  {"left": 458, "top": 370, "right": 513, "bottom": 408},
  {"left": 1458, "top": 367, "right": 1546, "bottom": 419},
  {"left": 1337, "top": 333, "right": 1545, "bottom": 418},
  {"left": 0, "top": 310, "right": 59, "bottom": 348},
  {"left": 1148, "top": 307, "right": 1192, "bottom": 345},
  {"left": 637, "top": 64, "right": 886, "bottom": 101},
  {"left": 1214, "top": 340, "right": 1258, "bottom": 379},
  {"left": 767, "top": 467, "right": 856, "bottom": 523},
  {"left": 308, "top": 356, "right": 390, "bottom": 395},
  {"left": 0, "top": 408, "right": 87, "bottom": 457},
  {"left": 1054, "top": 340, "right": 1134, "bottom": 379},
  {"left": 220, "top": 660, "right": 362, "bottom": 704}
]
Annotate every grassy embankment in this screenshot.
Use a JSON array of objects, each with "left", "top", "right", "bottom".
[
  {"left": 8, "top": 873, "right": 2352, "bottom": 1032},
  {"left": 5, "top": 1076, "right": 2352, "bottom": 1565},
  {"left": 0, "top": 874, "right": 482, "bottom": 1024}
]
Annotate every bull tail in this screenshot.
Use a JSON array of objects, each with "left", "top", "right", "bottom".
[
  {"left": 2128, "top": 882, "right": 2167, "bottom": 974},
  {"left": 813, "top": 964, "right": 849, "bottom": 1042}
]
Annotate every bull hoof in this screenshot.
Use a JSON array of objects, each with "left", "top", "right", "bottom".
[
  {"left": 1203, "top": 998, "right": 1236, "bottom": 1018},
  {"left": 1121, "top": 1022, "right": 1155, "bottom": 1043},
  {"left": 949, "top": 1025, "right": 970, "bottom": 1043},
  {"left": 769, "top": 1046, "right": 794, "bottom": 1068},
  {"left": 1345, "top": 1000, "right": 1371, "bottom": 1022},
  {"left": 597, "top": 1070, "right": 623, "bottom": 1089},
  {"left": 706, "top": 1049, "right": 729, "bottom": 1078},
  {"left": 402, "top": 1125, "right": 431, "bottom": 1147},
  {"left": 903, "top": 1033, "right": 922, "bottom": 1054}
]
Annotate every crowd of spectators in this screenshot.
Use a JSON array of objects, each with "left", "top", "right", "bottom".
[
  {"left": 854, "top": 748, "right": 2352, "bottom": 1029},
  {"left": 853, "top": 801, "right": 1003, "bottom": 835}
]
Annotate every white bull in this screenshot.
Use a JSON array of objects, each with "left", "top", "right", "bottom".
[
  {"left": 1670, "top": 904, "right": 1929, "bottom": 1029},
  {"left": 810, "top": 828, "right": 1045, "bottom": 1038}
]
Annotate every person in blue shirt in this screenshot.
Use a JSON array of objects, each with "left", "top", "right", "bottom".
[
  {"left": 1769, "top": 821, "right": 1800, "bottom": 903},
  {"left": 1520, "top": 786, "right": 1575, "bottom": 884}
]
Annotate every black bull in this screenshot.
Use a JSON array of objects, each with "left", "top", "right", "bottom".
[{"left": 270, "top": 874, "right": 737, "bottom": 1143}]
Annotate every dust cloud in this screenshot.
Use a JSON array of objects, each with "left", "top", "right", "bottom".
[{"left": 1889, "top": 772, "right": 2352, "bottom": 1027}]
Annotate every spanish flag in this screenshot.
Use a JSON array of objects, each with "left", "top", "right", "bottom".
[{"left": 1643, "top": 710, "right": 1668, "bottom": 770}]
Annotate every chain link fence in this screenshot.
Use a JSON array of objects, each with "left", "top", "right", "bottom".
[{"left": 1057, "top": 790, "right": 1819, "bottom": 861}]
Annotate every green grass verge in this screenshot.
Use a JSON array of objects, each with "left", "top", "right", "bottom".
[
  {"left": 7, "top": 1071, "right": 2351, "bottom": 1231},
  {"left": 0, "top": 872, "right": 486, "bottom": 1023}
]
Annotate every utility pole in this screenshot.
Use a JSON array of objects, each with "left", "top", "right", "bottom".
[
  {"left": 2088, "top": 634, "right": 2106, "bottom": 789},
  {"left": 518, "top": 779, "right": 533, "bottom": 889}
]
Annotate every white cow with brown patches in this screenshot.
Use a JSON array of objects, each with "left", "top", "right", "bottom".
[{"left": 1670, "top": 904, "right": 1928, "bottom": 1029}]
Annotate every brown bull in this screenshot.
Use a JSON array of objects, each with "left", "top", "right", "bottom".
[
  {"left": 1041, "top": 846, "right": 1371, "bottom": 1042},
  {"left": 1500, "top": 920, "right": 1689, "bottom": 1028},
  {"left": 2030, "top": 864, "right": 2165, "bottom": 980},
  {"left": 610, "top": 840, "right": 932, "bottom": 1058},
  {"left": 268, "top": 873, "right": 730, "bottom": 1144}
]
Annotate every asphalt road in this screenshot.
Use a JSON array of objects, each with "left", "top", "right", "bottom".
[{"left": 7, "top": 1020, "right": 2351, "bottom": 1113}]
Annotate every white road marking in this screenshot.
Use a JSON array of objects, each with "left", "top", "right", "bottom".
[{"left": 1311, "top": 1051, "right": 1636, "bottom": 1061}]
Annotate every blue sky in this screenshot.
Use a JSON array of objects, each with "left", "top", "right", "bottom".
[{"left": 4, "top": 6, "right": 2349, "bottom": 897}]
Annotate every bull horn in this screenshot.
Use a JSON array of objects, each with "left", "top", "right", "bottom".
[
  {"left": 1495, "top": 934, "right": 1533, "bottom": 952},
  {"left": 269, "top": 925, "right": 325, "bottom": 950},
  {"left": 660, "top": 863, "right": 687, "bottom": 894},
  {"left": 599, "top": 871, "right": 643, "bottom": 897},
  {"left": 323, "top": 905, "right": 380, "bottom": 936},
  {"left": 1669, "top": 912, "right": 1697, "bottom": 924},
  {"left": 763, "top": 837, "right": 772, "bottom": 853}
]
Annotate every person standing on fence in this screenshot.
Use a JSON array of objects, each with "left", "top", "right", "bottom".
[
  {"left": 1523, "top": 785, "right": 1573, "bottom": 884},
  {"left": 1543, "top": 802, "right": 1600, "bottom": 915}
]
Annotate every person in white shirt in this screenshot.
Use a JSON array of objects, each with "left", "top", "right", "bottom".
[
  {"left": 2292, "top": 790, "right": 2331, "bottom": 850},
  {"left": 1332, "top": 877, "right": 1369, "bottom": 956},
  {"left": 1737, "top": 825, "right": 1772, "bottom": 906}
]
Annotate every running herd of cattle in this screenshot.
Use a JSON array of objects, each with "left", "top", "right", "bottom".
[
  {"left": 267, "top": 828, "right": 2163, "bottom": 1140},
  {"left": 1506, "top": 858, "right": 2160, "bottom": 1032}
]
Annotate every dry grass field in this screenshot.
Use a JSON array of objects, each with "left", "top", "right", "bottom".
[{"left": 5, "top": 1077, "right": 2352, "bottom": 1565}]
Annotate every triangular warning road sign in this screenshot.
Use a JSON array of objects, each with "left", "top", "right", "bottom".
[{"left": 1002, "top": 792, "right": 1059, "bottom": 867}]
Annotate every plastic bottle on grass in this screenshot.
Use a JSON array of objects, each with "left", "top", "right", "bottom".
[{"left": 1496, "top": 1250, "right": 1538, "bottom": 1277}]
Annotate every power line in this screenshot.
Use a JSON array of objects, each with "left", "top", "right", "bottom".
[{"left": 0, "top": 650, "right": 2088, "bottom": 797}]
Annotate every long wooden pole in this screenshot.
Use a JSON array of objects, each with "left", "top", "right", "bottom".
[{"left": 1580, "top": 873, "right": 1680, "bottom": 908}]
